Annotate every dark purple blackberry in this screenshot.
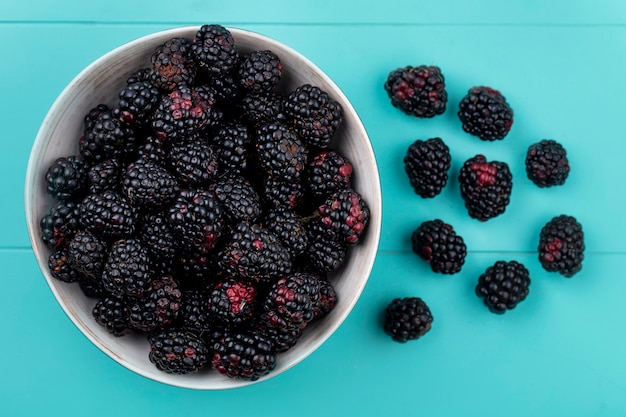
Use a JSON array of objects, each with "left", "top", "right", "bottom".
[
  {"left": 284, "top": 84, "right": 342, "bottom": 149},
  {"left": 168, "top": 138, "right": 219, "bottom": 185},
  {"left": 79, "top": 105, "right": 137, "bottom": 162},
  {"left": 476, "top": 260, "right": 531, "bottom": 314},
  {"left": 315, "top": 186, "right": 370, "bottom": 245},
  {"left": 238, "top": 50, "right": 282, "bottom": 93},
  {"left": 139, "top": 213, "right": 177, "bottom": 270},
  {"left": 217, "top": 222, "right": 292, "bottom": 283},
  {"left": 314, "top": 279, "right": 337, "bottom": 319},
  {"left": 261, "top": 178, "right": 305, "bottom": 210},
  {"left": 93, "top": 295, "right": 131, "bottom": 337},
  {"left": 191, "top": 24, "right": 239, "bottom": 75},
  {"left": 256, "top": 310, "right": 303, "bottom": 353},
  {"left": 168, "top": 188, "right": 224, "bottom": 253},
  {"left": 303, "top": 224, "right": 348, "bottom": 273},
  {"left": 306, "top": 149, "right": 353, "bottom": 199},
  {"left": 44, "top": 155, "right": 89, "bottom": 201},
  {"left": 211, "top": 331, "right": 276, "bottom": 380},
  {"left": 122, "top": 158, "right": 179, "bottom": 209},
  {"left": 126, "top": 67, "right": 152, "bottom": 84},
  {"left": 48, "top": 248, "right": 82, "bottom": 283},
  {"left": 136, "top": 135, "right": 169, "bottom": 164},
  {"left": 128, "top": 275, "right": 182, "bottom": 332},
  {"left": 263, "top": 273, "right": 320, "bottom": 330},
  {"left": 538, "top": 215, "right": 584, "bottom": 277},
  {"left": 526, "top": 140, "right": 570, "bottom": 188},
  {"left": 68, "top": 230, "right": 107, "bottom": 280},
  {"left": 102, "top": 238, "right": 152, "bottom": 298},
  {"left": 404, "top": 137, "right": 451, "bottom": 198},
  {"left": 40, "top": 200, "right": 81, "bottom": 249},
  {"left": 208, "top": 278, "right": 258, "bottom": 328},
  {"left": 86, "top": 158, "right": 123, "bottom": 194},
  {"left": 209, "top": 122, "right": 251, "bottom": 175},
  {"left": 150, "top": 37, "right": 196, "bottom": 91},
  {"left": 255, "top": 122, "right": 308, "bottom": 183},
  {"left": 263, "top": 206, "right": 308, "bottom": 258},
  {"left": 458, "top": 155, "right": 513, "bottom": 221},
  {"left": 458, "top": 86, "right": 514, "bottom": 141},
  {"left": 411, "top": 219, "right": 467, "bottom": 274},
  {"left": 179, "top": 290, "right": 213, "bottom": 333},
  {"left": 210, "top": 176, "right": 262, "bottom": 223},
  {"left": 238, "top": 92, "right": 286, "bottom": 127},
  {"left": 79, "top": 191, "right": 139, "bottom": 239},
  {"left": 148, "top": 329, "right": 209, "bottom": 374},
  {"left": 117, "top": 80, "right": 162, "bottom": 126},
  {"left": 383, "top": 297, "right": 433, "bottom": 342},
  {"left": 384, "top": 65, "right": 447, "bottom": 118}
]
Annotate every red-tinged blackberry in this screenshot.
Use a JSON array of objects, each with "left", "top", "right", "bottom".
[
  {"left": 458, "top": 86, "right": 514, "bottom": 141},
  {"left": 263, "top": 273, "right": 319, "bottom": 329},
  {"left": 168, "top": 188, "right": 224, "bottom": 253},
  {"left": 210, "top": 176, "right": 262, "bottom": 223},
  {"left": 208, "top": 278, "right": 258, "bottom": 328},
  {"left": 261, "top": 177, "right": 305, "bottom": 210},
  {"left": 404, "top": 137, "right": 451, "bottom": 198},
  {"left": 40, "top": 200, "right": 81, "bottom": 249},
  {"left": 148, "top": 329, "right": 209, "bottom": 374},
  {"left": 150, "top": 37, "right": 196, "bottom": 91},
  {"left": 255, "top": 122, "right": 308, "bottom": 183},
  {"left": 256, "top": 310, "right": 303, "bottom": 353},
  {"left": 238, "top": 50, "right": 282, "bottom": 93},
  {"left": 86, "top": 158, "right": 122, "bottom": 194},
  {"left": 68, "top": 230, "right": 107, "bottom": 280},
  {"left": 238, "top": 92, "right": 287, "bottom": 127},
  {"left": 79, "top": 191, "right": 139, "bottom": 239},
  {"left": 102, "top": 238, "right": 153, "bottom": 298},
  {"left": 538, "top": 215, "right": 585, "bottom": 277},
  {"left": 210, "top": 122, "right": 251, "bottom": 175},
  {"left": 458, "top": 155, "right": 513, "bottom": 221},
  {"left": 314, "top": 279, "right": 337, "bottom": 319},
  {"left": 306, "top": 149, "right": 353, "bottom": 199},
  {"left": 168, "top": 138, "right": 219, "bottom": 185},
  {"left": 128, "top": 275, "right": 182, "bottom": 332},
  {"left": 315, "top": 186, "right": 370, "bottom": 245},
  {"left": 217, "top": 222, "right": 292, "bottom": 283},
  {"left": 44, "top": 155, "right": 89, "bottom": 201},
  {"left": 263, "top": 206, "right": 308, "bottom": 258},
  {"left": 126, "top": 67, "right": 153, "bottom": 84},
  {"left": 139, "top": 213, "right": 177, "bottom": 270},
  {"left": 384, "top": 65, "right": 447, "bottom": 118},
  {"left": 48, "top": 248, "right": 82, "bottom": 283},
  {"left": 93, "top": 295, "right": 131, "bottom": 337},
  {"left": 122, "top": 158, "right": 179, "bottom": 209},
  {"left": 284, "top": 84, "right": 343, "bottom": 149},
  {"left": 303, "top": 224, "right": 348, "bottom": 273},
  {"left": 211, "top": 331, "right": 276, "bottom": 380},
  {"left": 179, "top": 290, "right": 213, "bottom": 333},
  {"left": 526, "top": 140, "right": 570, "bottom": 188},
  {"left": 191, "top": 24, "right": 239, "bottom": 75},
  {"left": 411, "top": 219, "right": 467, "bottom": 274},
  {"left": 79, "top": 105, "right": 137, "bottom": 162},
  {"left": 117, "top": 80, "right": 162, "bottom": 126},
  {"left": 383, "top": 297, "right": 433, "bottom": 343},
  {"left": 476, "top": 260, "right": 531, "bottom": 314}
]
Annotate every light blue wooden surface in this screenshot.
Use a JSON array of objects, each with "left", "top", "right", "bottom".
[{"left": 4, "top": 1, "right": 626, "bottom": 416}]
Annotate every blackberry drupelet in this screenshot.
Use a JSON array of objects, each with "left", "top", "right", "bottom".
[
  {"left": 210, "top": 176, "right": 262, "bottom": 223},
  {"left": 68, "top": 230, "right": 107, "bottom": 280},
  {"left": 101, "top": 238, "right": 153, "bottom": 298},
  {"left": 93, "top": 295, "right": 131, "bottom": 337},
  {"left": 79, "top": 105, "right": 137, "bottom": 162},
  {"left": 411, "top": 219, "right": 467, "bottom": 274},
  {"left": 150, "top": 37, "right": 196, "bottom": 91},
  {"left": 238, "top": 50, "right": 282, "bottom": 93},
  {"left": 458, "top": 86, "right": 514, "bottom": 141},
  {"left": 538, "top": 215, "right": 584, "bottom": 277},
  {"left": 525, "top": 139, "right": 570, "bottom": 187},
  {"left": 48, "top": 248, "right": 82, "bottom": 283},
  {"left": 209, "top": 122, "right": 251, "bottom": 175},
  {"left": 263, "top": 272, "right": 320, "bottom": 329},
  {"left": 117, "top": 80, "right": 161, "bottom": 126},
  {"left": 476, "top": 260, "right": 531, "bottom": 314},
  {"left": 40, "top": 200, "right": 81, "bottom": 249},
  {"left": 45, "top": 155, "right": 89, "bottom": 201},
  {"left": 79, "top": 190, "right": 139, "bottom": 239},
  {"left": 383, "top": 297, "right": 433, "bottom": 343},
  {"left": 384, "top": 65, "right": 447, "bottom": 118},
  {"left": 306, "top": 149, "right": 353, "bottom": 199},
  {"left": 148, "top": 329, "right": 209, "bottom": 374},
  {"left": 255, "top": 122, "right": 308, "bottom": 183},
  {"left": 168, "top": 137, "right": 219, "bottom": 185},
  {"left": 458, "top": 154, "right": 513, "bottom": 221},
  {"left": 315, "top": 186, "right": 370, "bottom": 245},
  {"left": 208, "top": 278, "right": 258, "bottom": 328},
  {"left": 128, "top": 275, "right": 182, "bottom": 331},
  {"left": 86, "top": 158, "right": 123, "bottom": 194},
  {"left": 191, "top": 24, "right": 239, "bottom": 75},
  {"left": 263, "top": 206, "right": 308, "bottom": 258},
  {"left": 211, "top": 331, "right": 276, "bottom": 380},
  {"left": 179, "top": 290, "right": 213, "bottom": 333},
  {"left": 238, "top": 92, "right": 286, "bottom": 127},
  {"left": 122, "top": 158, "right": 180, "bottom": 209},
  {"left": 404, "top": 137, "right": 451, "bottom": 198}
]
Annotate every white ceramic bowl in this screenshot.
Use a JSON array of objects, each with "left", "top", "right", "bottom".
[{"left": 24, "top": 26, "right": 381, "bottom": 389}]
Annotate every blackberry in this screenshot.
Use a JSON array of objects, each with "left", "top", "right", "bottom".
[
  {"left": 68, "top": 230, "right": 107, "bottom": 280},
  {"left": 117, "top": 80, "right": 161, "bottom": 126},
  {"left": 217, "top": 222, "right": 292, "bottom": 283},
  {"left": 525, "top": 139, "right": 570, "bottom": 187},
  {"left": 78, "top": 274, "right": 107, "bottom": 299},
  {"left": 79, "top": 191, "right": 139, "bottom": 239},
  {"left": 263, "top": 273, "right": 320, "bottom": 329},
  {"left": 139, "top": 213, "right": 177, "bottom": 270},
  {"left": 383, "top": 297, "right": 433, "bottom": 342},
  {"left": 211, "top": 331, "right": 276, "bottom": 380},
  {"left": 458, "top": 155, "right": 513, "bottom": 221},
  {"left": 384, "top": 65, "right": 447, "bottom": 118},
  {"left": 284, "top": 84, "right": 342, "bottom": 149},
  {"left": 208, "top": 278, "right": 258, "bottom": 328},
  {"left": 458, "top": 86, "right": 514, "bottom": 141},
  {"left": 210, "top": 176, "right": 262, "bottom": 223},
  {"left": 404, "top": 138, "right": 451, "bottom": 198},
  {"left": 44, "top": 155, "right": 89, "bottom": 201},
  {"left": 48, "top": 248, "right": 82, "bottom": 283},
  {"left": 306, "top": 149, "right": 353, "bottom": 199},
  {"left": 209, "top": 122, "right": 251, "bottom": 175},
  {"left": 191, "top": 24, "right": 239, "bottom": 75},
  {"left": 86, "top": 158, "right": 123, "bottom": 194},
  {"left": 303, "top": 225, "right": 348, "bottom": 273},
  {"left": 93, "top": 295, "right": 131, "bottom": 337},
  {"left": 102, "top": 238, "right": 153, "bottom": 298},
  {"left": 238, "top": 92, "right": 286, "bottom": 127},
  {"left": 255, "top": 122, "right": 308, "bottom": 183},
  {"left": 136, "top": 135, "right": 169, "bottom": 164},
  {"left": 122, "top": 158, "right": 180, "bottom": 209},
  {"left": 411, "top": 219, "right": 467, "bottom": 274},
  {"left": 538, "top": 215, "right": 585, "bottom": 277},
  {"left": 126, "top": 67, "right": 153, "bottom": 84},
  {"left": 315, "top": 186, "right": 370, "bottom": 245},
  {"left": 475, "top": 260, "right": 531, "bottom": 314},
  {"left": 179, "top": 290, "right": 213, "bottom": 333},
  {"left": 150, "top": 37, "right": 196, "bottom": 91},
  {"left": 175, "top": 249, "right": 218, "bottom": 286},
  {"left": 238, "top": 50, "right": 282, "bottom": 93},
  {"left": 40, "top": 200, "right": 81, "bottom": 249},
  {"left": 256, "top": 310, "right": 303, "bottom": 353},
  {"left": 128, "top": 275, "right": 182, "bottom": 331},
  {"left": 198, "top": 70, "right": 241, "bottom": 104},
  {"left": 79, "top": 105, "right": 137, "bottom": 162},
  {"left": 263, "top": 206, "right": 308, "bottom": 258},
  {"left": 148, "top": 329, "right": 209, "bottom": 374},
  {"left": 314, "top": 279, "right": 337, "bottom": 319},
  {"left": 168, "top": 137, "right": 219, "bottom": 185},
  {"left": 261, "top": 178, "right": 305, "bottom": 209}
]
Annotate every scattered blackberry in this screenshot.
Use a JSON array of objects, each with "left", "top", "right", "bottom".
[
  {"left": 306, "top": 149, "right": 353, "bottom": 199},
  {"left": 168, "top": 138, "right": 219, "bottom": 185},
  {"left": 210, "top": 176, "right": 262, "bottom": 223},
  {"left": 117, "top": 80, "right": 161, "bottom": 126},
  {"left": 148, "top": 329, "right": 209, "bottom": 374},
  {"left": 404, "top": 137, "right": 451, "bottom": 198},
  {"left": 93, "top": 295, "right": 131, "bottom": 337},
  {"left": 128, "top": 275, "right": 182, "bottom": 331},
  {"left": 458, "top": 155, "right": 513, "bottom": 221},
  {"left": 211, "top": 331, "right": 276, "bottom": 380},
  {"left": 411, "top": 219, "right": 467, "bottom": 274},
  {"left": 284, "top": 84, "right": 343, "bottom": 149},
  {"left": 263, "top": 206, "right": 308, "bottom": 258},
  {"left": 526, "top": 140, "right": 570, "bottom": 187},
  {"left": 238, "top": 50, "right": 282, "bottom": 93},
  {"left": 208, "top": 278, "right": 258, "bottom": 328},
  {"left": 475, "top": 260, "right": 531, "bottom": 314},
  {"left": 79, "top": 105, "right": 137, "bottom": 162},
  {"left": 256, "top": 310, "right": 303, "bottom": 353},
  {"left": 458, "top": 86, "right": 514, "bottom": 141},
  {"left": 102, "top": 238, "right": 153, "bottom": 298},
  {"left": 191, "top": 24, "right": 239, "bottom": 75},
  {"left": 255, "top": 122, "right": 308, "bottom": 183},
  {"left": 86, "top": 158, "right": 123, "bottom": 194},
  {"left": 40, "top": 200, "right": 81, "bottom": 249},
  {"left": 315, "top": 186, "right": 370, "bottom": 245},
  {"left": 261, "top": 178, "right": 305, "bottom": 209},
  {"left": 79, "top": 191, "right": 139, "bottom": 239},
  {"left": 48, "top": 248, "right": 82, "bottom": 283},
  {"left": 210, "top": 122, "right": 251, "bottom": 175},
  {"left": 179, "top": 290, "right": 213, "bottom": 333},
  {"left": 122, "top": 158, "right": 180, "bottom": 209},
  {"left": 139, "top": 213, "right": 177, "bottom": 270},
  {"left": 238, "top": 92, "right": 286, "bottom": 127},
  {"left": 150, "top": 37, "right": 196, "bottom": 91},
  {"left": 45, "top": 155, "right": 89, "bottom": 201},
  {"left": 314, "top": 279, "right": 337, "bottom": 319},
  {"left": 68, "top": 230, "right": 107, "bottom": 280},
  {"left": 384, "top": 65, "right": 447, "bottom": 118},
  {"left": 263, "top": 273, "right": 320, "bottom": 329},
  {"left": 383, "top": 297, "right": 433, "bottom": 342},
  {"left": 538, "top": 215, "right": 585, "bottom": 277}
]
